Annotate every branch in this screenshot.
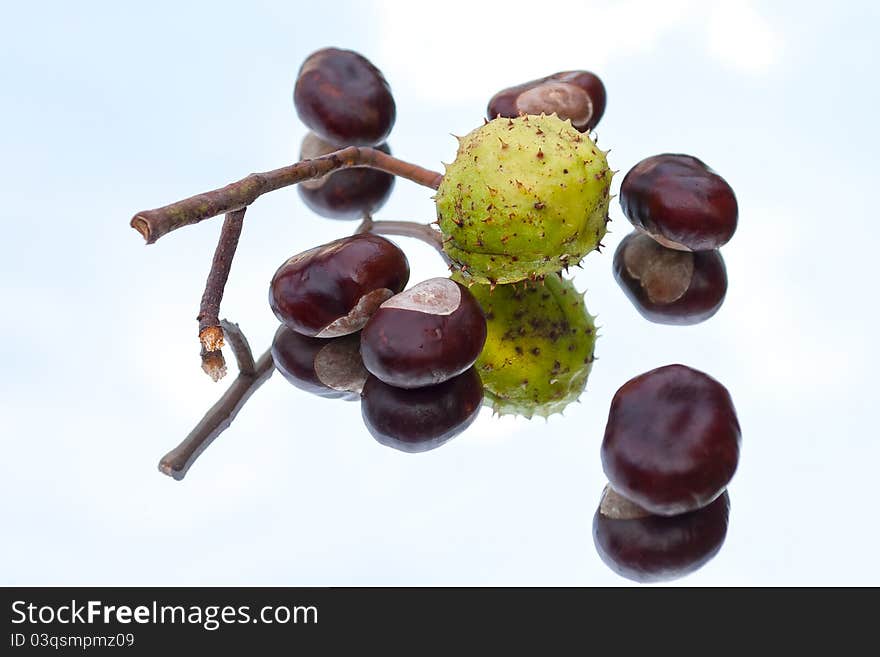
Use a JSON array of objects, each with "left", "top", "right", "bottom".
[
  {"left": 359, "top": 216, "right": 450, "bottom": 265},
  {"left": 197, "top": 208, "right": 246, "bottom": 353},
  {"left": 159, "top": 347, "right": 274, "bottom": 481},
  {"left": 131, "top": 147, "right": 443, "bottom": 244},
  {"left": 368, "top": 220, "right": 445, "bottom": 251}
]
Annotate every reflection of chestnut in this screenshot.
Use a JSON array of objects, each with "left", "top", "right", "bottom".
[
  {"left": 360, "top": 278, "right": 487, "bottom": 389},
  {"left": 269, "top": 234, "right": 409, "bottom": 338},
  {"left": 613, "top": 231, "right": 727, "bottom": 325},
  {"left": 487, "top": 71, "right": 606, "bottom": 132},
  {"left": 593, "top": 486, "right": 730, "bottom": 583},
  {"left": 620, "top": 154, "right": 737, "bottom": 251},
  {"left": 601, "top": 365, "right": 740, "bottom": 516},
  {"left": 361, "top": 368, "right": 483, "bottom": 453},
  {"left": 271, "top": 325, "right": 366, "bottom": 400},
  {"left": 298, "top": 133, "right": 395, "bottom": 220}
]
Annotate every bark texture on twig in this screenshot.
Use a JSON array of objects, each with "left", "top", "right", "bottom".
[
  {"left": 198, "top": 209, "right": 246, "bottom": 352},
  {"left": 131, "top": 147, "right": 443, "bottom": 244}
]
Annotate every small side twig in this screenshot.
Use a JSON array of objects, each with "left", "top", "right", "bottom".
[
  {"left": 160, "top": 329, "right": 273, "bottom": 481},
  {"left": 131, "top": 147, "right": 443, "bottom": 244},
  {"left": 219, "top": 319, "right": 255, "bottom": 375},
  {"left": 197, "top": 208, "right": 247, "bottom": 353},
  {"left": 359, "top": 218, "right": 450, "bottom": 265},
  {"left": 366, "top": 220, "right": 444, "bottom": 250},
  {"left": 355, "top": 213, "right": 373, "bottom": 234}
]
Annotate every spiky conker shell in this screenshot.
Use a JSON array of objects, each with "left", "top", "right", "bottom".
[
  {"left": 437, "top": 114, "right": 611, "bottom": 285},
  {"left": 456, "top": 273, "right": 597, "bottom": 419}
]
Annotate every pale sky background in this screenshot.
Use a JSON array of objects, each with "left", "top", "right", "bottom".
[{"left": 1, "top": 0, "right": 878, "bottom": 585}]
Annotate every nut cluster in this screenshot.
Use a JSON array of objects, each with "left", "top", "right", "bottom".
[{"left": 135, "top": 43, "right": 744, "bottom": 584}]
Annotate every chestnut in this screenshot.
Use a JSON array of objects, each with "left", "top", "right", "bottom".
[
  {"left": 271, "top": 325, "right": 366, "bottom": 400},
  {"left": 613, "top": 231, "right": 727, "bottom": 325},
  {"left": 487, "top": 70, "right": 606, "bottom": 132},
  {"left": 601, "top": 364, "right": 740, "bottom": 516},
  {"left": 361, "top": 368, "right": 483, "bottom": 453},
  {"left": 619, "top": 154, "right": 738, "bottom": 251},
  {"left": 593, "top": 485, "right": 730, "bottom": 583},
  {"left": 298, "top": 132, "right": 395, "bottom": 220},
  {"left": 293, "top": 47, "right": 396, "bottom": 147},
  {"left": 269, "top": 234, "right": 409, "bottom": 338},
  {"left": 360, "top": 278, "right": 487, "bottom": 389}
]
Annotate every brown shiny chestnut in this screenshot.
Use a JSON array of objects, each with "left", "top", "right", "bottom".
[
  {"left": 620, "top": 154, "right": 738, "bottom": 251},
  {"left": 613, "top": 231, "right": 727, "bottom": 325},
  {"left": 298, "top": 132, "right": 395, "bottom": 220},
  {"left": 360, "top": 278, "right": 487, "bottom": 389},
  {"left": 271, "top": 325, "right": 366, "bottom": 400},
  {"left": 593, "top": 485, "right": 730, "bottom": 583},
  {"left": 294, "top": 47, "right": 396, "bottom": 146},
  {"left": 269, "top": 234, "right": 409, "bottom": 338},
  {"left": 601, "top": 364, "right": 740, "bottom": 516},
  {"left": 487, "top": 70, "right": 606, "bottom": 132},
  {"left": 361, "top": 368, "right": 484, "bottom": 453}
]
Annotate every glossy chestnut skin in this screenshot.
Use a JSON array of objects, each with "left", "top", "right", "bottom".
[
  {"left": 298, "top": 133, "right": 395, "bottom": 220},
  {"left": 269, "top": 234, "right": 409, "bottom": 338},
  {"left": 620, "top": 154, "right": 738, "bottom": 251},
  {"left": 601, "top": 364, "right": 740, "bottom": 516},
  {"left": 360, "top": 278, "right": 487, "bottom": 389},
  {"left": 361, "top": 368, "right": 483, "bottom": 453},
  {"left": 487, "top": 71, "right": 606, "bottom": 132},
  {"left": 294, "top": 47, "right": 396, "bottom": 146},
  {"left": 271, "top": 325, "right": 366, "bottom": 400},
  {"left": 613, "top": 231, "right": 728, "bottom": 325},
  {"left": 593, "top": 486, "right": 730, "bottom": 583}
]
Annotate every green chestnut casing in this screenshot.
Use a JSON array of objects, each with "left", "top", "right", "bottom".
[
  {"left": 437, "top": 114, "right": 611, "bottom": 285},
  {"left": 458, "top": 273, "right": 597, "bottom": 419}
]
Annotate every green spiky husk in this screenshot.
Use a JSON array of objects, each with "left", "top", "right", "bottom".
[
  {"left": 456, "top": 273, "right": 597, "bottom": 419},
  {"left": 437, "top": 114, "right": 611, "bottom": 285}
]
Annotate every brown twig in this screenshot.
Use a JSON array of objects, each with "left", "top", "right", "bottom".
[
  {"left": 131, "top": 147, "right": 443, "bottom": 244},
  {"left": 159, "top": 345, "right": 274, "bottom": 481},
  {"left": 357, "top": 216, "right": 450, "bottom": 265},
  {"left": 197, "top": 208, "right": 246, "bottom": 353},
  {"left": 219, "top": 319, "right": 255, "bottom": 374},
  {"left": 369, "top": 220, "right": 445, "bottom": 251},
  {"left": 355, "top": 213, "right": 374, "bottom": 234}
]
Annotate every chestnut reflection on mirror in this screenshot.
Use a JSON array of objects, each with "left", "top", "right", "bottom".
[
  {"left": 269, "top": 234, "right": 409, "bottom": 338},
  {"left": 593, "top": 486, "right": 730, "bottom": 583},
  {"left": 613, "top": 231, "right": 727, "bottom": 325},
  {"left": 271, "top": 325, "right": 367, "bottom": 400},
  {"left": 298, "top": 133, "right": 395, "bottom": 220},
  {"left": 360, "top": 367, "right": 484, "bottom": 453}
]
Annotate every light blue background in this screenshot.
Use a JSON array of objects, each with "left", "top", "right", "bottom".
[{"left": 1, "top": 0, "right": 878, "bottom": 585}]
